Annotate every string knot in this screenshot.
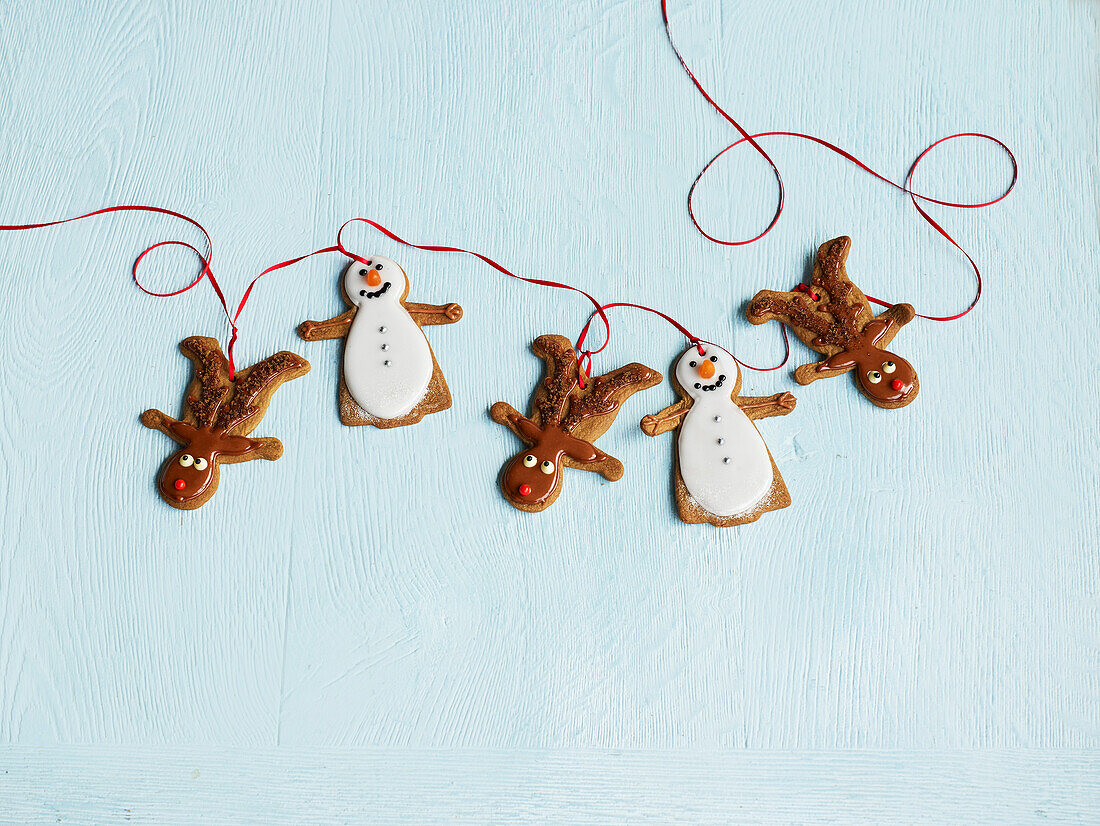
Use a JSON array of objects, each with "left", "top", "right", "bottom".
[
  {"left": 793, "top": 283, "right": 820, "bottom": 302},
  {"left": 576, "top": 350, "right": 593, "bottom": 389}
]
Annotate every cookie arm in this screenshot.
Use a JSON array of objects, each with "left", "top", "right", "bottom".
[
  {"left": 640, "top": 400, "right": 690, "bottom": 437},
  {"left": 736, "top": 392, "right": 797, "bottom": 419},
  {"left": 298, "top": 308, "right": 356, "bottom": 341},
  {"left": 140, "top": 409, "right": 187, "bottom": 443},
  {"left": 570, "top": 451, "right": 623, "bottom": 482},
  {"left": 490, "top": 402, "right": 541, "bottom": 444},
  {"left": 249, "top": 437, "right": 284, "bottom": 461},
  {"left": 405, "top": 302, "right": 463, "bottom": 325},
  {"left": 868, "top": 303, "right": 916, "bottom": 349}
]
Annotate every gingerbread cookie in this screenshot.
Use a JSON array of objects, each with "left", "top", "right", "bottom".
[
  {"left": 141, "top": 336, "right": 310, "bottom": 510},
  {"left": 747, "top": 236, "right": 919, "bottom": 409},
  {"left": 641, "top": 343, "right": 794, "bottom": 526},
  {"left": 491, "top": 334, "right": 660, "bottom": 512},
  {"left": 298, "top": 256, "right": 462, "bottom": 428}
]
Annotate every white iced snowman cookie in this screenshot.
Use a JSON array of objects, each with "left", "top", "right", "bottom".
[
  {"left": 298, "top": 256, "right": 462, "bottom": 428},
  {"left": 640, "top": 343, "right": 795, "bottom": 526}
]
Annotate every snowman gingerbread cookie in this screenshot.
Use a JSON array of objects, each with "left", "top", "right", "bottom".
[
  {"left": 298, "top": 256, "right": 462, "bottom": 428},
  {"left": 640, "top": 343, "right": 795, "bottom": 527}
]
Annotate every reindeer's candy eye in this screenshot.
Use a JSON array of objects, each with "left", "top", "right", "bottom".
[
  {"left": 193, "top": 457, "right": 209, "bottom": 471},
  {"left": 540, "top": 460, "right": 555, "bottom": 475},
  {"left": 882, "top": 361, "right": 896, "bottom": 373},
  {"left": 867, "top": 370, "right": 882, "bottom": 384},
  {"left": 523, "top": 454, "right": 537, "bottom": 468},
  {"left": 178, "top": 454, "right": 194, "bottom": 467}
]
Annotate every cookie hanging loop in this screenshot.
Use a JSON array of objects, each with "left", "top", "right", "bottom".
[{"left": 576, "top": 350, "right": 593, "bottom": 389}]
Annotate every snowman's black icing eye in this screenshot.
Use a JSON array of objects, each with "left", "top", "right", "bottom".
[
  {"left": 358, "top": 268, "right": 367, "bottom": 276},
  {"left": 710, "top": 355, "right": 718, "bottom": 362},
  {"left": 375, "top": 263, "right": 384, "bottom": 270},
  {"left": 689, "top": 361, "right": 697, "bottom": 368}
]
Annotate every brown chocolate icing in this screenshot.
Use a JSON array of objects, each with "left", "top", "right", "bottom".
[
  {"left": 491, "top": 334, "right": 659, "bottom": 513},
  {"left": 747, "top": 236, "right": 919, "bottom": 410},
  {"left": 142, "top": 337, "right": 309, "bottom": 511}
]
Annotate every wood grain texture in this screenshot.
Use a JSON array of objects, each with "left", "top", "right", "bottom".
[
  {"left": 0, "top": 0, "right": 1096, "bottom": 818},
  {"left": 1, "top": 747, "right": 1098, "bottom": 825}
]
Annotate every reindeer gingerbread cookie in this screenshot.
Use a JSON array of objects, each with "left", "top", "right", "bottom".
[
  {"left": 141, "top": 336, "right": 310, "bottom": 510},
  {"left": 641, "top": 343, "right": 795, "bottom": 526},
  {"left": 491, "top": 334, "right": 660, "bottom": 512},
  {"left": 747, "top": 236, "right": 919, "bottom": 409},
  {"left": 298, "top": 256, "right": 462, "bottom": 428}
]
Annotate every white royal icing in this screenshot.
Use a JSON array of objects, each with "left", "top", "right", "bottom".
[
  {"left": 674, "top": 345, "right": 774, "bottom": 517},
  {"left": 342, "top": 256, "right": 433, "bottom": 419}
]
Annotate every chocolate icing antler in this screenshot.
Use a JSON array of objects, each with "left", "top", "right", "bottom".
[
  {"left": 491, "top": 334, "right": 660, "bottom": 512},
  {"left": 141, "top": 336, "right": 310, "bottom": 510},
  {"left": 747, "top": 236, "right": 919, "bottom": 409}
]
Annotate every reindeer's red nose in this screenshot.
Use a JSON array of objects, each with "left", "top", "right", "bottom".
[
  {"left": 518, "top": 484, "right": 532, "bottom": 497},
  {"left": 891, "top": 379, "right": 905, "bottom": 392},
  {"left": 174, "top": 479, "right": 186, "bottom": 491}
]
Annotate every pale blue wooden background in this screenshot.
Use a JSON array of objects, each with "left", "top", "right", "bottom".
[{"left": 0, "top": 0, "right": 1097, "bottom": 822}]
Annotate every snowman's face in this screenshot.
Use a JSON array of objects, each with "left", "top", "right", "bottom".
[
  {"left": 344, "top": 255, "right": 407, "bottom": 308},
  {"left": 675, "top": 343, "right": 741, "bottom": 401}
]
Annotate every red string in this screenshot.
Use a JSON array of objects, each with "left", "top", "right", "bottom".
[
  {"left": 662, "top": 0, "right": 1017, "bottom": 321},
  {"left": 0, "top": 206, "right": 348, "bottom": 379},
  {"left": 0, "top": 205, "right": 258, "bottom": 373},
  {"left": 576, "top": 301, "right": 791, "bottom": 373},
  {"left": 335, "top": 218, "right": 611, "bottom": 387}
]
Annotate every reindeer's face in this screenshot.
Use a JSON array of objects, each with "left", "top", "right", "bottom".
[
  {"left": 156, "top": 424, "right": 259, "bottom": 508},
  {"left": 344, "top": 255, "right": 407, "bottom": 308},
  {"left": 502, "top": 443, "right": 564, "bottom": 506},
  {"left": 498, "top": 420, "right": 609, "bottom": 509},
  {"left": 159, "top": 445, "right": 219, "bottom": 506},
  {"left": 854, "top": 348, "right": 917, "bottom": 406}
]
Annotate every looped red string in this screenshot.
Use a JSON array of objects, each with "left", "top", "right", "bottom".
[
  {"left": 0, "top": 205, "right": 254, "bottom": 372},
  {"left": 335, "top": 218, "right": 611, "bottom": 384},
  {"left": 576, "top": 301, "right": 791, "bottom": 373},
  {"left": 0, "top": 206, "right": 353, "bottom": 379},
  {"left": 662, "top": 0, "right": 1017, "bottom": 321}
]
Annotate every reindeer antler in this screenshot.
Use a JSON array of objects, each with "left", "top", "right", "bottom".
[
  {"left": 748, "top": 236, "right": 871, "bottom": 352},
  {"left": 747, "top": 236, "right": 920, "bottom": 409},
  {"left": 530, "top": 334, "right": 582, "bottom": 426},
  {"left": 180, "top": 337, "right": 231, "bottom": 427},
  {"left": 560, "top": 363, "right": 659, "bottom": 435},
  {"left": 215, "top": 351, "right": 311, "bottom": 435}
]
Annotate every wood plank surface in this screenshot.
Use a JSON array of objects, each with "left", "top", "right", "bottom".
[{"left": 0, "top": 0, "right": 1096, "bottom": 820}]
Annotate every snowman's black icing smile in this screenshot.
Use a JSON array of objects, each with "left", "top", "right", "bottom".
[
  {"left": 693, "top": 374, "right": 727, "bottom": 392},
  {"left": 359, "top": 281, "right": 392, "bottom": 299}
]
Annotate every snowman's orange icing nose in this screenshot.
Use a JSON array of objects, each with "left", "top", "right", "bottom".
[
  {"left": 697, "top": 361, "right": 715, "bottom": 379},
  {"left": 365, "top": 270, "right": 382, "bottom": 287}
]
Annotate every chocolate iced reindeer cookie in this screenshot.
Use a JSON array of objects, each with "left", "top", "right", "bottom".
[
  {"left": 141, "top": 336, "right": 309, "bottom": 510},
  {"left": 491, "top": 334, "right": 660, "bottom": 513},
  {"left": 747, "top": 236, "right": 918, "bottom": 409}
]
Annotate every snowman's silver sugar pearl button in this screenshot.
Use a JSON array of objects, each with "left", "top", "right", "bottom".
[
  {"left": 383, "top": 360, "right": 391, "bottom": 366},
  {"left": 717, "top": 438, "right": 725, "bottom": 445},
  {"left": 379, "top": 326, "right": 387, "bottom": 333},
  {"left": 723, "top": 457, "right": 731, "bottom": 464},
  {"left": 714, "top": 415, "right": 721, "bottom": 422},
  {"left": 381, "top": 343, "right": 389, "bottom": 351}
]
